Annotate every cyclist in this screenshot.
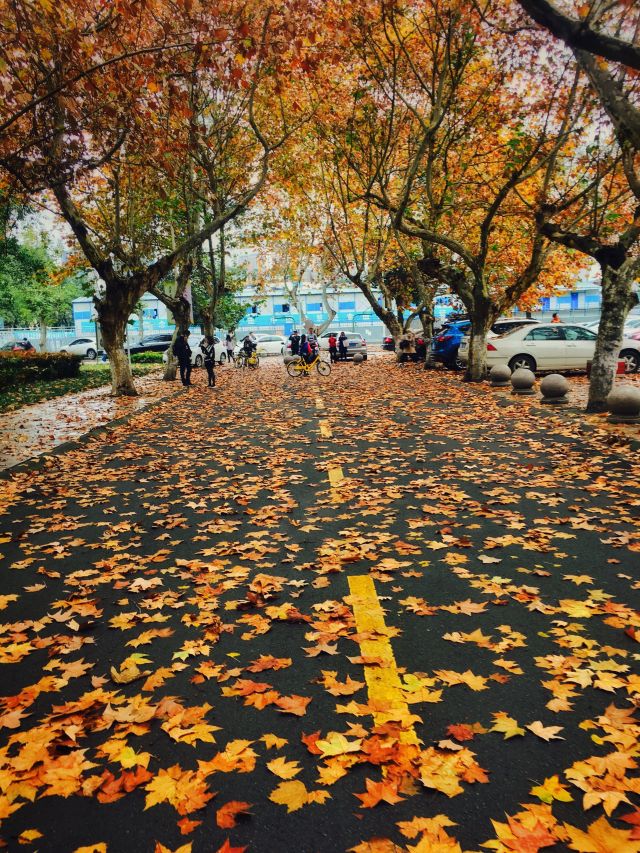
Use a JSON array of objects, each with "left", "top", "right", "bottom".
[
  {"left": 243, "top": 334, "right": 257, "bottom": 357},
  {"left": 299, "top": 334, "right": 313, "bottom": 365}
]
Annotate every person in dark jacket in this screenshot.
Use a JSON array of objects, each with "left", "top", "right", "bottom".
[
  {"left": 338, "top": 331, "right": 348, "bottom": 361},
  {"left": 289, "top": 331, "right": 300, "bottom": 356},
  {"left": 299, "top": 334, "right": 313, "bottom": 364},
  {"left": 200, "top": 336, "right": 216, "bottom": 387},
  {"left": 173, "top": 333, "right": 192, "bottom": 386}
]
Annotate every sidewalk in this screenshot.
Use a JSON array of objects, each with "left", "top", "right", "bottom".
[{"left": 0, "top": 370, "right": 178, "bottom": 470}]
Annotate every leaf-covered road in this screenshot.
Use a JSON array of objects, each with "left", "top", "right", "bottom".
[{"left": 1, "top": 360, "right": 639, "bottom": 852}]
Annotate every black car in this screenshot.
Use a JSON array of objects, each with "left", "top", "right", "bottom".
[{"left": 127, "top": 333, "right": 175, "bottom": 355}]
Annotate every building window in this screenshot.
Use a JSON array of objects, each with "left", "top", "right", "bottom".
[
  {"left": 339, "top": 300, "right": 355, "bottom": 310},
  {"left": 306, "top": 302, "right": 322, "bottom": 312}
]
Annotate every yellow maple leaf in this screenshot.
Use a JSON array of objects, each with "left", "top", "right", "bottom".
[
  {"left": 269, "top": 780, "right": 309, "bottom": 812},
  {"left": 261, "top": 733, "right": 288, "bottom": 750},
  {"left": 266, "top": 757, "right": 302, "bottom": 779},
  {"left": 563, "top": 814, "right": 640, "bottom": 852},
  {"left": 316, "top": 732, "right": 363, "bottom": 757},
  {"left": 490, "top": 712, "right": 525, "bottom": 739},
  {"left": 530, "top": 775, "right": 573, "bottom": 804}
]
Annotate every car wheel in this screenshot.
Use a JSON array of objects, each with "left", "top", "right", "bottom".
[
  {"left": 195, "top": 355, "right": 203, "bottom": 368},
  {"left": 454, "top": 355, "right": 466, "bottom": 370},
  {"left": 445, "top": 359, "right": 460, "bottom": 370},
  {"left": 219, "top": 352, "right": 226, "bottom": 364},
  {"left": 620, "top": 349, "right": 640, "bottom": 373},
  {"left": 86, "top": 348, "right": 97, "bottom": 360},
  {"left": 509, "top": 354, "right": 536, "bottom": 372}
]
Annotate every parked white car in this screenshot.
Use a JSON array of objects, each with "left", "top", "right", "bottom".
[
  {"left": 458, "top": 323, "right": 640, "bottom": 373},
  {"left": 59, "top": 337, "right": 98, "bottom": 360},
  {"left": 234, "top": 334, "right": 287, "bottom": 357},
  {"left": 585, "top": 317, "right": 640, "bottom": 336}
]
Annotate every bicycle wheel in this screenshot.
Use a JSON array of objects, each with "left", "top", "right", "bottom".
[
  {"left": 287, "top": 360, "right": 304, "bottom": 377},
  {"left": 316, "top": 360, "right": 331, "bottom": 376},
  {"left": 235, "top": 354, "right": 245, "bottom": 368}
]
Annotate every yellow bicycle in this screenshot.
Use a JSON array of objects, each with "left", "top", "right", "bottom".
[
  {"left": 236, "top": 349, "right": 260, "bottom": 369},
  {"left": 287, "top": 355, "right": 331, "bottom": 377}
]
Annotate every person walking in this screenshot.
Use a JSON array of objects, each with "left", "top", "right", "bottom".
[
  {"left": 338, "top": 331, "right": 348, "bottom": 361},
  {"left": 289, "top": 330, "right": 300, "bottom": 357},
  {"left": 328, "top": 332, "right": 338, "bottom": 363},
  {"left": 201, "top": 336, "right": 216, "bottom": 387},
  {"left": 173, "top": 332, "right": 192, "bottom": 387},
  {"left": 225, "top": 332, "right": 235, "bottom": 364}
]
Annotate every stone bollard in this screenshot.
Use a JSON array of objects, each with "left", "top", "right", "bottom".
[
  {"left": 283, "top": 355, "right": 297, "bottom": 366},
  {"left": 511, "top": 368, "right": 536, "bottom": 396},
  {"left": 353, "top": 353, "right": 364, "bottom": 365},
  {"left": 607, "top": 385, "right": 640, "bottom": 424},
  {"left": 489, "top": 364, "right": 511, "bottom": 388},
  {"left": 540, "top": 373, "right": 570, "bottom": 405}
]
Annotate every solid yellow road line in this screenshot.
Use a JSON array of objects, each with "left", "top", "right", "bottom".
[
  {"left": 347, "top": 575, "right": 419, "bottom": 746},
  {"left": 315, "top": 396, "right": 325, "bottom": 411},
  {"left": 320, "top": 421, "right": 332, "bottom": 438}
]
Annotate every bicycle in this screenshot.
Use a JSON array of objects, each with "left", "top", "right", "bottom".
[
  {"left": 287, "top": 355, "right": 331, "bottom": 377},
  {"left": 236, "top": 349, "right": 260, "bottom": 369}
]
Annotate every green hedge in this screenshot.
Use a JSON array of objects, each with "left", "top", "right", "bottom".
[
  {"left": 131, "top": 351, "right": 165, "bottom": 364},
  {"left": 0, "top": 351, "right": 83, "bottom": 388}
]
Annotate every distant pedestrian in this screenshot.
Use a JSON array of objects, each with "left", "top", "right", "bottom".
[
  {"left": 289, "top": 330, "right": 300, "bottom": 356},
  {"left": 338, "top": 331, "right": 348, "bottom": 361},
  {"left": 551, "top": 312, "right": 562, "bottom": 323},
  {"left": 201, "top": 336, "right": 216, "bottom": 387},
  {"left": 173, "top": 332, "right": 192, "bottom": 387},
  {"left": 225, "top": 332, "right": 235, "bottom": 363},
  {"left": 21, "top": 337, "right": 34, "bottom": 351},
  {"left": 328, "top": 332, "right": 338, "bottom": 363}
]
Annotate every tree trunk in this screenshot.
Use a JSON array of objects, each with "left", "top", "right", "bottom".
[
  {"left": 201, "top": 310, "right": 214, "bottom": 339},
  {"left": 587, "top": 261, "right": 638, "bottom": 412},
  {"left": 137, "top": 304, "right": 145, "bottom": 342},
  {"left": 100, "top": 305, "right": 137, "bottom": 396},
  {"left": 465, "top": 300, "right": 492, "bottom": 382},
  {"left": 38, "top": 320, "right": 47, "bottom": 352}
]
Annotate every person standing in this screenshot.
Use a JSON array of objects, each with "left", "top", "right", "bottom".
[
  {"left": 289, "top": 330, "right": 300, "bottom": 357},
  {"left": 551, "top": 312, "right": 562, "bottom": 323},
  {"left": 225, "top": 332, "right": 235, "bottom": 364},
  {"left": 173, "top": 332, "right": 192, "bottom": 387},
  {"left": 201, "top": 336, "right": 216, "bottom": 387},
  {"left": 338, "top": 331, "right": 348, "bottom": 361},
  {"left": 328, "top": 332, "right": 338, "bottom": 363}
]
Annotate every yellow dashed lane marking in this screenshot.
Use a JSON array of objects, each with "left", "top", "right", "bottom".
[
  {"left": 320, "top": 421, "right": 332, "bottom": 438},
  {"left": 347, "top": 575, "right": 419, "bottom": 746},
  {"left": 327, "top": 465, "right": 344, "bottom": 487},
  {"left": 315, "top": 396, "right": 325, "bottom": 410}
]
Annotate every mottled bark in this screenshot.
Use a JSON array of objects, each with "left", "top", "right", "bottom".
[
  {"left": 587, "top": 260, "right": 639, "bottom": 411},
  {"left": 465, "top": 299, "right": 493, "bottom": 382},
  {"left": 99, "top": 301, "right": 137, "bottom": 396}
]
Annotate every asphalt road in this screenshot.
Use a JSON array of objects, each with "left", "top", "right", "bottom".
[{"left": 1, "top": 359, "right": 639, "bottom": 852}]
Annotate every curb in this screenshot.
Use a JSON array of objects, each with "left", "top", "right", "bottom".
[{"left": 0, "top": 385, "right": 183, "bottom": 481}]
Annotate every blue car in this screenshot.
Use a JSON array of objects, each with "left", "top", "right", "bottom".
[{"left": 430, "top": 320, "right": 471, "bottom": 369}]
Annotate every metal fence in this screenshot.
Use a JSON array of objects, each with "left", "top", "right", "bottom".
[{"left": 0, "top": 327, "right": 77, "bottom": 352}]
